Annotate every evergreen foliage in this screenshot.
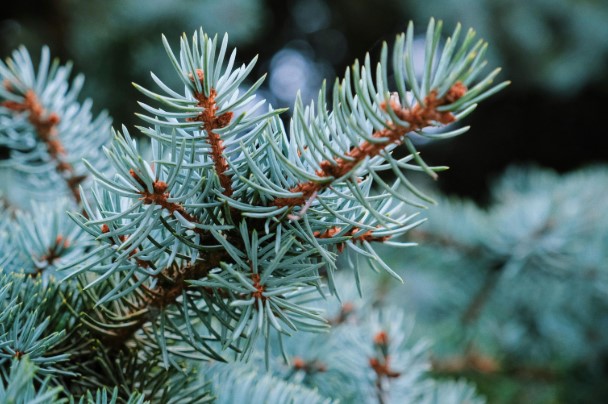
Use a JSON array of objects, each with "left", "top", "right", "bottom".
[
  {"left": 0, "top": 46, "right": 111, "bottom": 203},
  {"left": 0, "top": 19, "right": 507, "bottom": 402},
  {"left": 381, "top": 166, "right": 608, "bottom": 401}
]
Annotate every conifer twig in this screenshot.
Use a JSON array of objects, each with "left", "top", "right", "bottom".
[
  {"left": 369, "top": 331, "right": 400, "bottom": 404},
  {"left": 314, "top": 226, "right": 391, "bottom": 252},
  {"left": 1, "top": 89, "right": 86, "bottom": 203},
  {"left": 187, "top": 69, "right": 234, "bottom": 197},
  {"left": 274, "top": 83, "right": 467, "bottom": 208},
  {"left": 101, "top": 255, "right": 227, "bottom": 347}
]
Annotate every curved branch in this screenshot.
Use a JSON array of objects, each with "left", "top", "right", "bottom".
[{"left": 274, "top": 82, "right": 467, "bottom": 208}]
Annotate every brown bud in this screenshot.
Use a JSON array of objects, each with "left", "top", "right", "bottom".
[
  {"left": 374, "top": 331, "right": 389, "bottom": 346},
  {"left": 188, "top": 69, "right": 204, "bottom": 83}
]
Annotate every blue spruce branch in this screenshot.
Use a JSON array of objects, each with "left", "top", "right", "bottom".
[{"left": 0, "top": 18, "right": 508, "bottom": 402}]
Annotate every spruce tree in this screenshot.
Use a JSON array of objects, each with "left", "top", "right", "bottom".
[{"left": 0, "top": 19, "right": 507, "bottom": 402}]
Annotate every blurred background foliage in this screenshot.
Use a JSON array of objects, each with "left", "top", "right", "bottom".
[
  {"left": 392, "top": 165, "right": 608, "bottom": 403},
  {"left": 2, "top": 1, "right": 608, "bottom": 402}
]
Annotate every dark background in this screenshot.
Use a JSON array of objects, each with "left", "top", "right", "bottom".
[{"left": 2, "top": 0, "right": 607, "bottom": 203}]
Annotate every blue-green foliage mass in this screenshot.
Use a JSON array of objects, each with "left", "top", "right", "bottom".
[{"left": 0, "top": 19, "right": 506, "bottom": 402}]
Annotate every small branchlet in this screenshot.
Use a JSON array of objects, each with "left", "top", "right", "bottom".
[
  {"left": 130, "top": 169, "right": 201, "bottom": 227},
  {"left": 370, "top": 331, "right": 401, "bottom": 404},
  {"left": 1, "top": 90, "right": 84, "bottom": 203},
  {"left": 315, "top": 226, "right": 391, "bottom": 252},
  {"left": 187, "top": 69, "right": 234, "bottom": 197},
  {"left": 274, "top": 82, "right": 467, "bottom": 208}
]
